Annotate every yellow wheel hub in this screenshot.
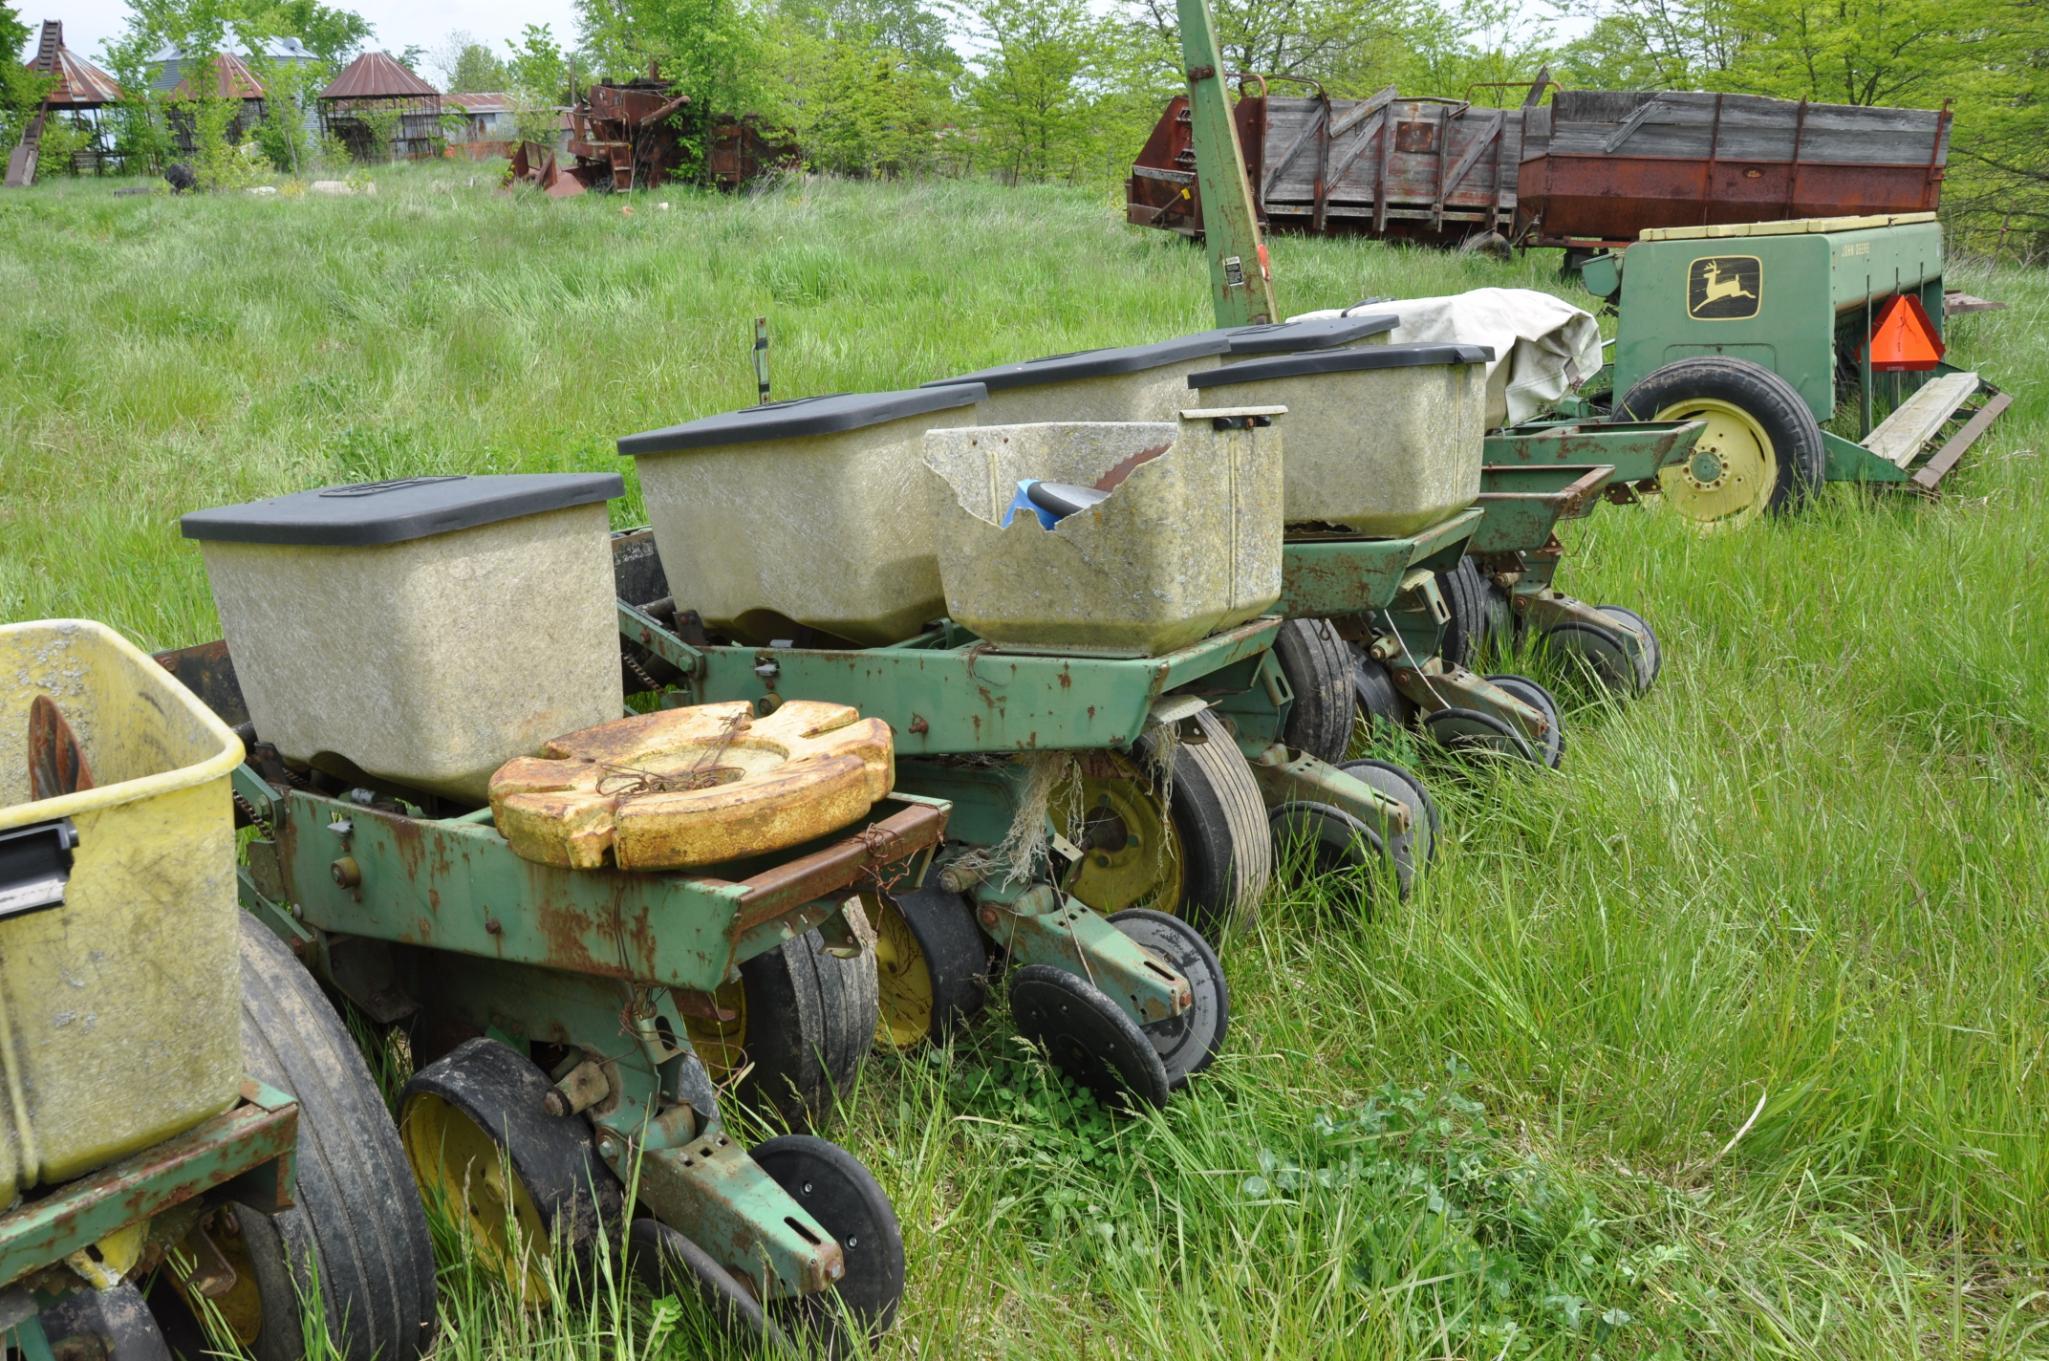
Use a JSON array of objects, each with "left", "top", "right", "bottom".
[
  {"left": 870, "top": 895, "right": 934, "bottom": 1050},
  {"left": 1654, "top": 398, "right": 1777, "bottom": 529},
  {"left": 1059, "top": 754, "right": 1186, "bottom": 915},
  {"left": 402, "top": 1093, "right": 551, "bottom": 1301},
  {"left": 682, "top": 979, "right": 748, "bottom": 1078},
  {"left": 165, "top": 1215, "right": 264, "bottom": 1347}
]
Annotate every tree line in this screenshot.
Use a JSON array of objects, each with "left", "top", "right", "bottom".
[{"left": 5, "top": 0, "right": 2043, "bottom": 248}]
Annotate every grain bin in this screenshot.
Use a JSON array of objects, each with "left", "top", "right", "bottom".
[
  {"left": 183, "top": 474, "right": 624, "bottom": 801},
  {"left": 1187, "top": 343, "right": 1491, "bottom": 535},
  {"left": 620, "top": 386, "right": 986, "bottom": 646},
  {"left": 0, "top": 620, "right": 246, "bottom": 1200}
]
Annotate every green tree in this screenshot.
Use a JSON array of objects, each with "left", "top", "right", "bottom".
[
  {"left": 448, "top": 43, "right": 508, "bottom": 92},
  {"left": 959, "top": 0, "right": 1103, "bottom": 182},
  {"left": 505, "top": 23, "right": 569, "bottom": 143},
  {"left": 768, "top": 0, "right": 957, "bottom": 176},
  {"left": 3, "top": 2, "right": 30, "bottom": 66}
]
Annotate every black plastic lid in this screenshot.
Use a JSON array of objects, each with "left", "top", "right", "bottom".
[
  {"left": 1188, "top": 341, "right": 1494, "bottom": 388},
  {"left": 620, "top": 384, "right": 985, "bottom": 455},
  {"left": 926, "top": 332, "right": 1236, "bottom": 391},
  {"left": 1224, "top": 314, "right": 1398, "bottom": 355},
  {"left": 181, "top": 473, "right": 623, "bottom": 547}
]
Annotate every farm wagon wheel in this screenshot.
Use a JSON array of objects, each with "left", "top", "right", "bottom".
[{"left": 870, "top": 886, "right": 991, "bottom": 1050}]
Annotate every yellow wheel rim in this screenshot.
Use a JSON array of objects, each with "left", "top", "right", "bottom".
[
  {"left": 870, "top": 895, "right": 935, "bottom": 1050},
  {"left": 682, "top": 979, "right": 748, "bottom": 1078},
  {"left": 401, "top": 1093, "right": 552, "bottom": 1301},
  {"left": 1058, "top": 754, "right": 1187, "bottom": 915},
  {"left": 166, "top": 1216, "right": 264, "bottom": 1346},
  {"left": 1654, "top": 397, "right": 1778, "bottom": 529}
]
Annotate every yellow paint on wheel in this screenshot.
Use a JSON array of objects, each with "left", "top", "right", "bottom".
[
  {"left": 1653, "top": 397, "right": 1778, "bottom": 529},
  {"left": 401, "top": 1093, "right": 552, "bottom": 1302},
  {"left": 871, "top": 896, "right": 935, "bottom": 1049},
  {"left": 1059, "top": 754, "right": 1187, "bottom": 915},
  {"left": 681, "top": 979, "right": 749, "bottom": 1078}
]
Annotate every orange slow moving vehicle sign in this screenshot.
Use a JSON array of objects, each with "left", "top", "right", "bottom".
[{"left": 1866, "top": 294, "right": 1945, "bottom": 372}]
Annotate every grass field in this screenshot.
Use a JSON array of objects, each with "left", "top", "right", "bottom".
[{"left": 2, "top": 165, "right": 2046, "bottom": 1359}]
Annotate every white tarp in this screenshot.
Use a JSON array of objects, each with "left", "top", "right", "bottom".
[{"left": 1291, "top": 287, "right": 1604, "bottom": 428}]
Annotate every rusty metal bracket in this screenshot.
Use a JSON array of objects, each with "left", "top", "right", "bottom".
[
  {"left": 626, "top": 1135, "right": 843, "bottom": 1302},
  {"left": 977, "top": 885, "right": 1189, "bottom": 1025}
]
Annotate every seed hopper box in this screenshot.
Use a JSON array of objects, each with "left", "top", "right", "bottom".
[
  {"left": 1188, "top": 343, "right": 1493, "bottom": 534},
  {"left": 183, "top": 474, "right": 625, "bottom": 802},
  {"left": 621, "top": 385, "right": 987, "bottom": 647},
  {"left": 922, "top": 411, "right": 1285, "bottom": 656},
  {"left": 0, "top": 620, "right": 247, "bottom": 1202},
  {"left": 927, "top": 334, "right": 1238, "bottom": 426}
]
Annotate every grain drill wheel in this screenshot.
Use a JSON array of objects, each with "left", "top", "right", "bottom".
[
  {"left": 1058, "top": 708, "right": 1271, "bottom": 940},
  {"left": 223, "top": 917, "right": 438, "bottom": 1361},
  {"left": 1615, "top": 355, "right": 1826, "bottom": 528},
  {"left": 681, "top": 927, "right": 879, "bottom": 1129},
  {"left": 400, "top": 1038, "right": 622, "bottom": 1301},
  {"left": 870, "top": 886, "right": 990, "bottom": 1049}
]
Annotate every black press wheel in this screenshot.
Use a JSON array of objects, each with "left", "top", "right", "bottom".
[
  {"left": 1533, "top": 616, "right": 1640, "bottom": 698},
  {"left": 627, "top": 1219, "right": 773, "bottom": 1341},
  {"left": 1615, "top": 355, "right": 1826, "bottom": 528},
  {"left": 1438, "top": 558, "right": 1512, "bottom": 671},
  {"left": 683, "top": 927, "right": 879, "bottom": 1130},
  {"left": 1008, "top": 964, "right": 1172, "bottom": 1109},
  {"left": 1270, "top": 618, "right": 1358, "bottom": 764},
  {"left": 1265, "top": 800, "right": 1409, "bottom": 900},
  {"left": 43, "top": 1282, "right": 170, "bottom": 1361},
  {"left": 1600, "top": 604, "right": 1662, "bottom": 691},
  {"left": 230, "top": 917, "right": 438, "bottom": 1361},
  {"left": 1060, "top": 708, "right": 1272, "bottom": 940},
  {"left": 1419, "top": 707, "right": 1537, "bottom": 765},
  {"left": 871, "top": 885, "right": 991, "bottom": 1050},
  {"left": 1336, "top": 757, "right": 1440, "bottom": 869},
  {"left": 1486, "top": 673, "right": 1565, "bottom": 769},
  {"left": 400, "top": 1037, "right": 623, "bottom": 1301},
  {"left": 752, "top": 1133, "right": 907, "bottom": 1353},
  {"left": 1105, "top": 908, "right": 1228, "bottom": 1089}
]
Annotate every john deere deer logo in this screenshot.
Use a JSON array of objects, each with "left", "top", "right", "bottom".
[{"left": 1688, "top": 255, "right": 1763, "bottom": 320}]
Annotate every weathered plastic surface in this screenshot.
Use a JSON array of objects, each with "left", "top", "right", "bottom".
[
  {"left": 0, "top": 620, "right": 246, "bottom": 1203},
  {"left": 959, "top": 367, "right": 1200, "bottom": 428},
  {"left": 490, "top": 699, "right": 895, "bottom": 870},
  {"left": 199, "top": 504, "right": 622, "bottom": 801},
  {"left": 1187, "top": 361, "right": 1485, "bottom": 534},
  {"left": 630, "top": 408, "right": 977, "bottom": 645},
  {"left": 922, "top": 413, "right": 1283, "bottom": 656}
]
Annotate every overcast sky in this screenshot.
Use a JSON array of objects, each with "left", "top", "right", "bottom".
[{"left": 20, "top": 0, "right": 584, "bottom": 69}]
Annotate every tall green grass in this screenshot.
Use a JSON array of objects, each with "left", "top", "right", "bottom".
[{"left": 3, "top": 165, "right": 2046, "bottom": 1358}]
